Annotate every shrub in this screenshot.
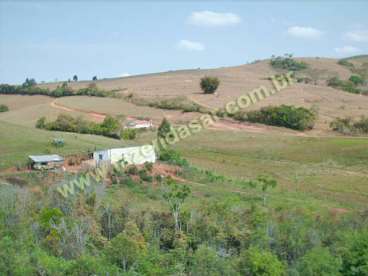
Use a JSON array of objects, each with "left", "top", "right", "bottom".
[
  {"left": 296, "top": 247, "right": 341, "bottom": 276},
  {"left": 144, "top": 162, "right": 153, "bottom": 172},
  {"left": 339, "top": 230, "right": 368, "bottom": 276},
  {"left": 270, "top": 54, "right": 307, "bottom": 71},
  {"left": 52, "top": 138, "right": 65, "bottom": 148},
  {"left": 0, "top": 104, "right": 9, "bottom": 112},
  {"left": 36, "top": 114, "right": 122, "bottom": 139},
  {"left": 121, "top": 128, "right": 137, "bottom": 140},
  {"left": 126, "top": 165, "right": 139, "bottom": 175},
  {"left": 158, "top": 118, "right": 171, "bottom": 138},
  {"left": 200, "top": 77, "right": 220, "bottom": 94},
  {"left": 330, "top": 116, "right": 368, "bottom": 135},
  {"left": 237, "top": 105, "right": 316, "bottom": 131},
  {"left": 0, "top": 83, "right": 114, "bottom": 98},
  {"left": 138, "top": 169, "right": 153, "bottom": 182},
  {"left": 159, "top": 148, "right": 188, "bottom": 167},
  {"left": 238, "top": 246, "right": 285, "bottom": 276},
  {"left": 338, "top": 59, "right": 354, "bottom": 68},
  {"left": 327, "top": 77, "right": 361, "bottom": 94},
  {"left": 148, "top": 97, "right": 205, "bottom": 113},
  {"left": 349, "top": 75, "right": 364, "bottom": 86}
]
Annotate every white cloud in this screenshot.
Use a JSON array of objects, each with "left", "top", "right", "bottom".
[
  {"left": 334, "top": 46, "right": 361, "bottom": 55},
  {"left": 344, "top": 30, "right": 368, "bottom": 42},
  {"left": 287, "top": 26, "right": 323, "bottom": 39},
  {"left": 177, "top": 40, "right": 205, "bottom": 51},
  {"left": 120, "top": 73, "right": 131, "bottom": 77},
  {"left": 188, "top": 11, "right": 241, "bottom": 27}
]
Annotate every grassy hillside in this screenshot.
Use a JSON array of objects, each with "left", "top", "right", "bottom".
[
  {"left": 175, "top": 129, "right": 368, "bottom": 210},
  {"left": 0, "top": 120, "right": 130, "bottom": 169}
]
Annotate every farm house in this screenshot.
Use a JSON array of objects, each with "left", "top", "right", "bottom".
[
  {"left": 93, "top": 145, "right": 156, "bottom": 166},
  {"left": 29, "top": 154, "right": 64, "bottom": 170}
]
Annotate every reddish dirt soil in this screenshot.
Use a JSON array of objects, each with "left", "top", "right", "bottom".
[{"left": 50, "top": 100, "right": 106, "bottom": 122}]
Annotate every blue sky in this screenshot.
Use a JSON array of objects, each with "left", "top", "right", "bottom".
[{"left": 0, "top": 1, "right": 367, "bottom": 84}]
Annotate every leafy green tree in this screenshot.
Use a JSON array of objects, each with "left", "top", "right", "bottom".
[
  {"left": 238, "top": 246, "right": 285, "bottom": 276},
  {"left": 0, "top": 236, "right": 17, "bottom": 275},
  {"left": 36, "top": 116, "right": 47, "bottom": 129},
  {"left": 297, "top": 247, "right": 341, "bottom": 276},
  {"left": 100, "top": 115, "right": 121, "bottom": 137},
  {"left": 92, "top": 76, "right": 98, "bottom": 81},
  {"left": 200, "top": 76, "right": 220, "bottom": 94},
  {"left": 158, "top": 118, "right": 171, "bottom": 139},
  {"left": 191, "top": 245, "right": 235, "bottom": 276},
  {"left": 32, "top": 248, "right": 71, "bottom": 276},
  {"left": 105, "top": 233, "right": 140, "bottom": 271},
  {"left": 270, "top": 54, "right": 307, "bottom": 71},
  {"left": 243, "top": 105, "right": 316, "bottom": 131},
  {"left": 349, "top": 75, "right": 364, "bottom": 86},
  {"left": 73, "top": 75, "right": 78, "bottom": 81},
  {"left": 339, "top": 230, "right": 368, "bottom": 276},
  {"left": 121, "top": 128, "right": 137, "bottom": 140},
  {"left": 22, "top": 78, "right": 37, "bottom": 88},
  {"left": 162, "top": 177, "right": 191, "bottom": 233},
  {"left": 67, "top": 255, "right": 121, "bottom": 275}
]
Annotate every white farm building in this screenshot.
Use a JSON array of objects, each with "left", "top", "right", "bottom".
[{"left": 93, "top": 145, "right": 156, "bottom": 166}]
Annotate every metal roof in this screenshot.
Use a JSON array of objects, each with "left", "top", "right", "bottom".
[{"left": 29, "top": 154, "right": 64, "bottom": 163}]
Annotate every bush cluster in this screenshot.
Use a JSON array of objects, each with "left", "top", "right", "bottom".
[
  {"left": 270, "top": 54, "right": 307, "bottom": 71},
  {"left": 158, "top": 148, "right": 189, "bottom": 167},
  {"left": 0, "top": 104, "right": 9, "bottom": 112},
  {"left": 147, "top": 96, "right": 206, "bottom": 113},
  {"left": 330, "top": 116, "right": 368, "bottom": 135},
  {"left": 327, "top": 76, "right": 363, "bottom": 94},
  {"left": 36, "top": 114, "right": 121, "bottom": 139},
  {"left": 0, "top": 82, "right": 114, "bottom": 98},
  {"left": 234, "top": 105, "right": 316, "bottom": 131},
  {"left": 120, "top": 128, "right": 137, "bottom": 140},
  {"left": 200, "top": 76, "right": 220, "bottom": 94}
]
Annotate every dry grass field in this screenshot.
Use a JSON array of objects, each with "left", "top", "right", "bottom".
[{"left": 34, "top": 56, "right": 368, "bottom": 133}]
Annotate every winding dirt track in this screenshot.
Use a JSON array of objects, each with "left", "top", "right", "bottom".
[{"left": 50, "top": 100, "right": 106, "bottom": 122}]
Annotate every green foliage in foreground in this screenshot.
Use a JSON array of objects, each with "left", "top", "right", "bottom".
[
  {"left": 270, "top": 54, "right": 308, "bottom": 71},
  {"left": 330, "top": 116, "right": 368, "bottom": 135},
  {"left": 0, "top": 147, "right": 368, "bottom": 275},
  {"left": 200, "top": 76, "right": 220, "bottom": 94},
  {"left": 233, "top": 105, "right": 316, "bottom": 131},
  {"left": 36, "top": 114, "right": 122, "bottom": 139},
  {"left": 0, "top": 104, "right": 9, "bottom": 112}
]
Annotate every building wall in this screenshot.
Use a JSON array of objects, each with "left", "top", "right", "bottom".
[
  {"left": 94, "top": 146, "right": 156, "bottom": 165},
  {"left": 93, "top": 150, "right": 110, "bottom": 163}
]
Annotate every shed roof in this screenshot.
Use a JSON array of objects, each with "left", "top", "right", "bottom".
[{"left": 29, "top": 154, "right": 64, "bottom": 163}]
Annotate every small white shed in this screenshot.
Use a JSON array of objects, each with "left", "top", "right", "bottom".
[{"left": 93, "top": 145, "right": 156, "bottom": 166}]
